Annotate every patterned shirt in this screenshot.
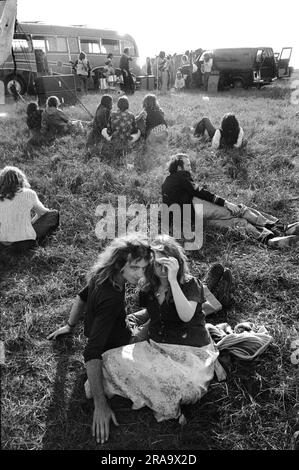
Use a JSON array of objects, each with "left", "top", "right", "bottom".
[{"left": 107, "top": 110, "right": 138, "bottom": 144}]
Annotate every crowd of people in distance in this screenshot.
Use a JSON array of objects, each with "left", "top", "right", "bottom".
[
  {"left": 71, "top": 48, "right": 135, "bottom": 95},
  {"left": 69, "top": 48, "right": 212, "bottom": 96},
  {"left": 144, "top": 49, "right": 209, "bottom": 93}
]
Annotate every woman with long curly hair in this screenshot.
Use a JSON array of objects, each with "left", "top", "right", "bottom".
[
  {"left": 0, "top": 166, "right": 59, "bottom": 253},
  {"left": 136, "top": 93, "right": 167, "bottom": 140},
  {"left": 194, "top": 112, "right": 246, "bottom": 149}
]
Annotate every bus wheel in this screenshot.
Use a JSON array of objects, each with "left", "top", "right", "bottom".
[
  {"left": 5, "top": 76, "right": 26, "bottom": 96},
  {"left": 233, "top": 79, "right": 244, "bottom": 89}
]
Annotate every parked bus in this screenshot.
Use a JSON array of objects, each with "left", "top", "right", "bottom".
[
  {"left": 197, "top": 47, "right": 292, "bottom": 89},
  {"left": 0, "top": 22, "right": 142, "bottom": 94}
]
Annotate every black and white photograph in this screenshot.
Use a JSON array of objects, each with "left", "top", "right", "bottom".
[{"left": 0, "top": 0, "right": 298, "bottom": 456}]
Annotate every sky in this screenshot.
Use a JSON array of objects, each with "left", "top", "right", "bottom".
[{"left": 16, "top": 0, "right": 299, "bottom": 68}]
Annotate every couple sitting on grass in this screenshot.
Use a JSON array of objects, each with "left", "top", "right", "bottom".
[
  {"left": 26, "top": 96, "right": 85, "bottom": 145},
  {"left": 48, "top": 233, "right": 272, "bottom": 444},
  {"left": 87, "top": 93, "right": 168, "bottom": 156}
]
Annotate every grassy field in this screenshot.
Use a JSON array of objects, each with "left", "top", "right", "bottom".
[{"left": 0, "top": 73, "right": 298, "bottom": 451}]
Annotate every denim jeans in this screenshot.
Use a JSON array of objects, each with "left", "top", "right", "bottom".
[
  {"left": 194, "top": 117, "right": 216, "bottom": 138},
  {"left": 32, "top": 209, "right": 60, "bottom": 241},
  {"left": 193, "top": 198, "right": 277, "bottom": 242},
  {"left": 0, "top": 210, "right": 60, "bottom": 254}
]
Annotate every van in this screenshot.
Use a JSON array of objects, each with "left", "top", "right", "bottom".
[{"left": 198, "top": 47, "right": 292, "bottom": 89}]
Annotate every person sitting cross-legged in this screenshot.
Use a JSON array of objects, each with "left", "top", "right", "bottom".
[
  {"left": 26, "top": 101, "right": 43, "bottom": 145},
  {"left": 135, "top": 93, "right": 168, "bottom": 142},
  {"left": 102, "top": 95, "right": 141, "bottom": 156},
  {"left": 0, "top": 166, "right": 59, "bottom": 255},
  {"left": 161, "top": 154, "right": 299, "bottom": 248},
  {"left": 87, "top": 94, "right": 113, "bottom": 147},
  {"left": 41, "top": 96, "right": 83, "bottom": 140}
]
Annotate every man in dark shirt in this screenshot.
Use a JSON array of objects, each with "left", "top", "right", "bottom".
[
  {"left": 47, "top": 235, "right": 152, "bottom": 445},
  {"left": 119, "top": 47, "right": 135, "bottom": 94},
  {"left": 161, "top": 154, "right": 289, "bottom": 246}
]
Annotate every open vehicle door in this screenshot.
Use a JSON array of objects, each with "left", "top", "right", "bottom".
[{"left": 276, "top": 47, "right": 293, "bottom": 77}]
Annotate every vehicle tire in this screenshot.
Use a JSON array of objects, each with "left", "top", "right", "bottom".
[
  {"left": 233, "top": 78, "right": 244, "bottom": 89},
  {"left": 5, "top": 75, "right": 26, "bottom": 95}
]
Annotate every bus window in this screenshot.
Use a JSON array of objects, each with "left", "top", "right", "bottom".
[
  {"left": 80, "top": 39, "right": 101, "bottom": 54},
  {"left": 68, "top": 37, "right": 79, "bottom": 53},
  {"left": 46, "top": 36, "right": 57, "bottom": 51},
  {"left": 120, "top": 40, "right": 136, "bottom": 56},
  {"left": 12, "top": 34, "right": 32, "bottom": 52},
  {"left": 32, "top": 36, "right": 47, "bottom": 52},
  {"left": 45, "top": 36, "right": 68, "bottom": 52},
  {"left": 101, "top": 38, "right": 119, "bottom": 54}
]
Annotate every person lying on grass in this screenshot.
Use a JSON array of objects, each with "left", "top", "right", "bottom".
[
  {"left": 0, "top": 166, "right": 59, "bottom": 254},
  {"left": 161, "top": 154, "right": 299, "bottom": 249},
  {"left": 193, "top": 113, "right": 247, "bottom": 150}
]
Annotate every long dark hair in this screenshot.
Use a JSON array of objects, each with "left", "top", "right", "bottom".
[
  {"left": 142, "top": 94, "right": 162, "bottom": 113},
  {"left": 100, "top": 94, "right": 113, "bottom": 110},
  {"left": 88, "top": 234, "right": 152, "bottom": 290},
  {"left": 220, "top": 113, "right": 240, "bottom": 147},
  {"left": 0, "top": 166, "right": 30, "bottom": 201},
  {"left": 141, "top": 235, "right": 190, "bottom": 295},
  {"left": 167, "top": 154, "right": 188, "bottom": 174}
]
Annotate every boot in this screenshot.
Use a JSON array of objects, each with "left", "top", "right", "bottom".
[
  {"left": 214, "top": 269, "right": 233, "bottom": 307},
  {"left": 285, "top": 222, "right": 299, "bottom": 236},
  {"left": 267, "top": 235, "right": 299, "bottom": 249},
  {"left": 201, "top": 263, "right": 224, "bottom": 293}
]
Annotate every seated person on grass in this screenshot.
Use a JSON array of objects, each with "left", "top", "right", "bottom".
[
  {"left": 161, "top": 154, "right": 299, "bottom": 249},
  {"left": 87, "top": 94, "right": 113, "bottom": 147},
  {"left": 0, "top": 166, "right": 59, "bottom": 254},
  {"left": 41, "top": 96, "right": 83, "bottom": 139},
  {"left": 102, "top": 96, "right": 141, "bottom": 150},
  {"left": 194, "top": 113, "right": 246, "bottom": 150},
  {"left": 135, "top": 93, "right": 168, "bottom": 143},
  {"left": 26, "top": 101, "right": 43, "bottom": 145}
]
